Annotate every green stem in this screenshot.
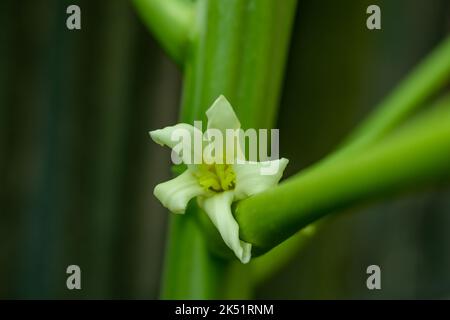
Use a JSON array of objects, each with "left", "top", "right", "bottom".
[
  {"left": 252, "top": 35, "right": 450, "bottom": 280},
  {"left": 159, "top": 0, "right": 298, "bottom": 298},
  {"left": 251, "top": 223, "right": 319, "bottom": 284},
  {"left": 236, "top": 99, "right": 450, "bottom": 253},
  {"left": 132, "top": 0, "right": 195, "bottom": 65},
  {"left": 160, "top": 207, "right": 228, "bottom": 299},
  {"left": 335, "top": 35, "right": 450, "bottom": 158}
]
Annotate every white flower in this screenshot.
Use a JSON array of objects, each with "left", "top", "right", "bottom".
[{"left": 149, "top": 95, "right": 289, "bottom": 263}]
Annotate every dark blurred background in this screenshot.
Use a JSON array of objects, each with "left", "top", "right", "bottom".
[{"left": 1, "top": 0, "right": 449, "bottom": 299}]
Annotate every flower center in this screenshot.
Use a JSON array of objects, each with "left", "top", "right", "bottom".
[{"left": 195, "top": 163, "right": 236, "bottom": 192}]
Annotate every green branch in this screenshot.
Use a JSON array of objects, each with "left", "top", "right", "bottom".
[
  {"left": 236, "top": 98, "right": 450, "bottom": 254},
  {"left": 334, "top": 35, "right": 450, "bottom": 158},
  {"left": 240, "top": 35, "right": 450, "bottom": 257},
  {"left": 250, "top": 35, "right": 450, "bottom": 277},
  {"left": 133, "top": 0, "right": 195, "bottom": 65}
]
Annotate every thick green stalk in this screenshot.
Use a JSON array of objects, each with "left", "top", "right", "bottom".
[
  {"left": 132, "top": 0, "right": 194, "bottom": 65},
  {"left": 159, "top": 0, "right": 298, "bottom": 298},
  {"left": 160, "top": 205, "right": 228, "bottom": 299},
  {"left": 236, "top": 100, "right": 450, "bottom": 253}
]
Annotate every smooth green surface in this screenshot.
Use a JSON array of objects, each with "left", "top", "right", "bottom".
[
  {"left": 236, "top": 100, "right": 450, "bottom": 252},
  {"left": 337, "top": 35, "right": 450, "bottom": 157},
  {"left": 160, "top": 206, "right": 228, "bottom": 299},
  {"left": 133, "top": 0, "right": 194, "bottom": 65},
  {"left": 234, "top": 34, "right": 450, "bottom": 254},
  {"left": 251, "top": 35, "right": 450, "bottom": 279}
]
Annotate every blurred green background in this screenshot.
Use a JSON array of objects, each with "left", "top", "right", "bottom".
[{"left": 0, "top": 0, "right": 449, "bottom": 299}]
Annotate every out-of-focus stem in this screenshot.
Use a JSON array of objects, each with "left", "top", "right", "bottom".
[
  {"left": 236, "top": 99, "right": 450, "bottom": 254},
  {"left": 243, "top": 35, "right": 450, "bottom": 257},
  {"left": 251, "top": 35, "right": 450, "bottom": 279},
  {"left": 133, "top": 0, "right": 195, "bottom": 65},
  {"left": 335, "top": 35, "right": 450, "bottom": 158}
]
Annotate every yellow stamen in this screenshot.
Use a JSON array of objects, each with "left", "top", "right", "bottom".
[{"left": 195, "top": 163, "right": 236, "bottom": 192}]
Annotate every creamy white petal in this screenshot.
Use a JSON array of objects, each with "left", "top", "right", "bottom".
[
  {"left": 205, "top": 95, "right": 247, "bottom": 164},
  {"left": 154, "top": 170, "right": 206, "bottom": 214},
  {"left": 233, "top": 158, "right": 289, "bottom": 201},
  {"left": 149, "top": 123, "right": 203, "bottom": 166},
  {"left": 206, "top": 95, "right": 241, "bottom": 134},
  {"left": 199, "top": 191, "right": 252, "bottom": 263}
]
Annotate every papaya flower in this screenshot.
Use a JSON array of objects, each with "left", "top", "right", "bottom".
[{"left": 149, "top": 95, "right": 289, "bottom": 263}]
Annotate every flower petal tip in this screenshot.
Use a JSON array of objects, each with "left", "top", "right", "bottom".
[
  {"left": 280, "top": 157, "right": 289, "bottom": 170},
  {"left": 239, "top": 241, "right": 252, "bottom": 264},
  {"left": 153, "top": 185, "right": 186, "bottom": 214},
  {"left": 206, "top": 95, "right": 241, "bottom": 131},
  {"left": 149, "top": 130, "right": 164, "bottom": 146},
  {"left": 153, "top": 184, "right": 180, "bottom": 214},
  {"left": 153, "top": 172, "right": 206, "bottom": 215}
]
